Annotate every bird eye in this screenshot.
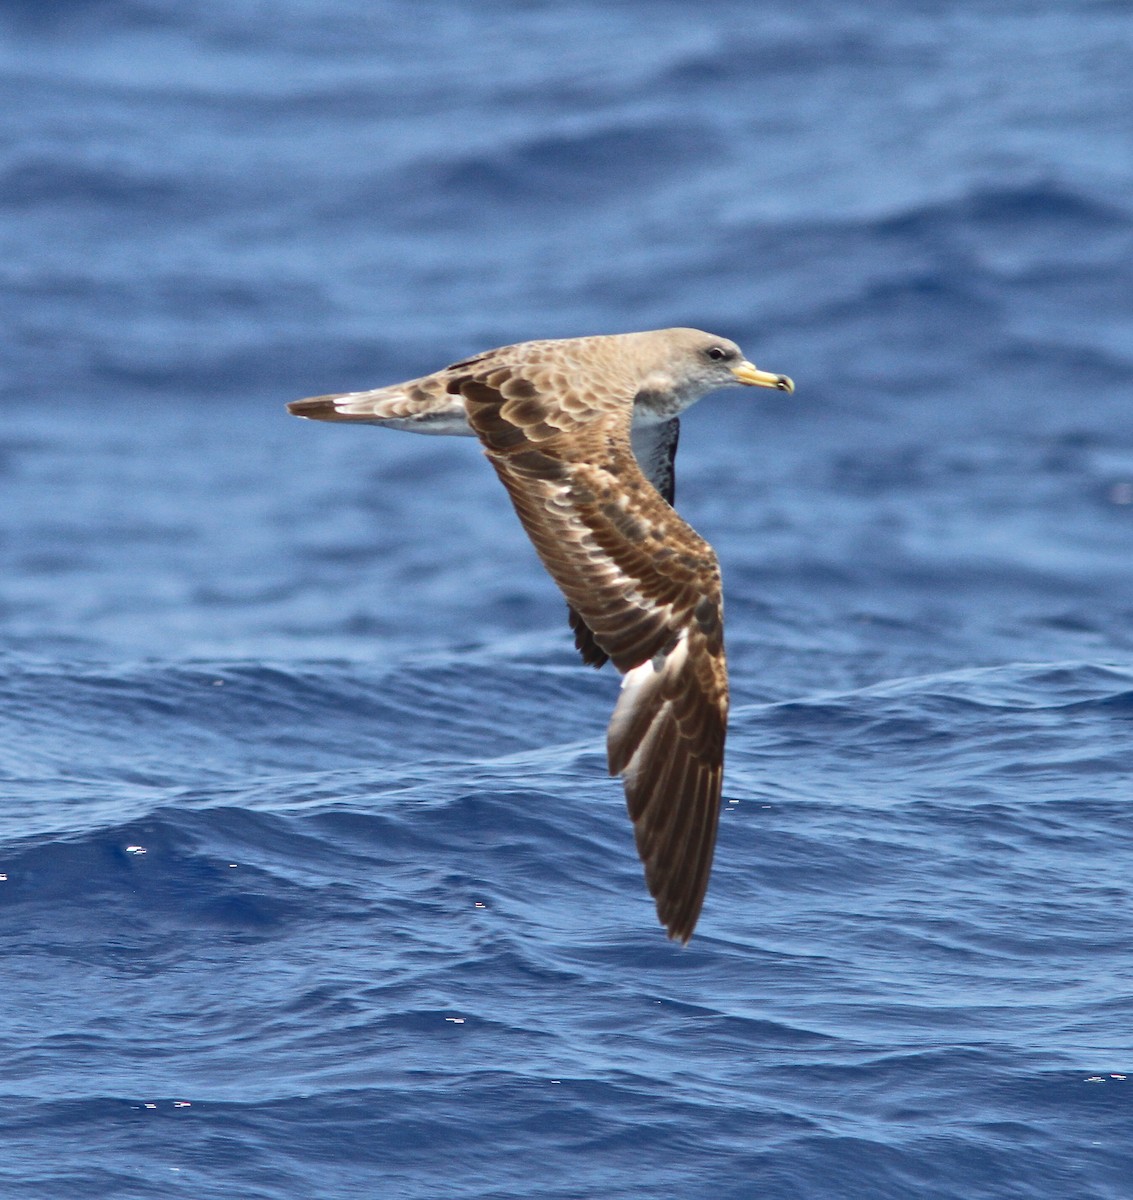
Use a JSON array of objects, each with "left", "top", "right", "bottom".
[{"left": 705, "top": 346, "right": 732, "bottom": 362}]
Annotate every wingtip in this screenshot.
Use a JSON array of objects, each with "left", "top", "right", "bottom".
[
  {"left": 665, "top": 920, "right": 696, "bottom": 945},
  {"left": 656, "top": 867, "right": 708, "bottom": 944}
]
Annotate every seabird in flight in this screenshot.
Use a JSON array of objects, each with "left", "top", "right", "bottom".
[{"left": 288, "top": 328, "right": 794, "bottom": 941}]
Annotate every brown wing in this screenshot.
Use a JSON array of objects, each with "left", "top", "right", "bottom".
[
  {"left": 457, "top": 365, "right": 728, "bottom": 943},
  {"left": 567, "top": 417, "right": 681, "bottom": 671}
]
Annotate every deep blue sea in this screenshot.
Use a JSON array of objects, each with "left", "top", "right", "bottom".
[{"left": 2, "top": 2, "right": 1132, "bottom": 1197}]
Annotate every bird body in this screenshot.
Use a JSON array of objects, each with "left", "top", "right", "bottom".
[{"left": 289, "top": 328, "right": 793, "bottom": 941}]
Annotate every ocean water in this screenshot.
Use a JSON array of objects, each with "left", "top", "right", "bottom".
[{"left": 2, "top": 2, "right": 1132, "bottom": 1197}]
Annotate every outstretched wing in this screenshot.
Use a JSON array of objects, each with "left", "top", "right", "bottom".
[
  {"left": 456, "top": 366, "right": 727, "bottom": 943},
  {"left": 567, "top": 417, "right": 681, "bottom": 669}
]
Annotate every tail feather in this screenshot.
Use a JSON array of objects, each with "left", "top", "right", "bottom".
[
  {"left": 286, "top": 385, "right": 473, "bottom": 434},
  {"left": 287, "top": 394, "right": 369, "bottom": 421}
]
